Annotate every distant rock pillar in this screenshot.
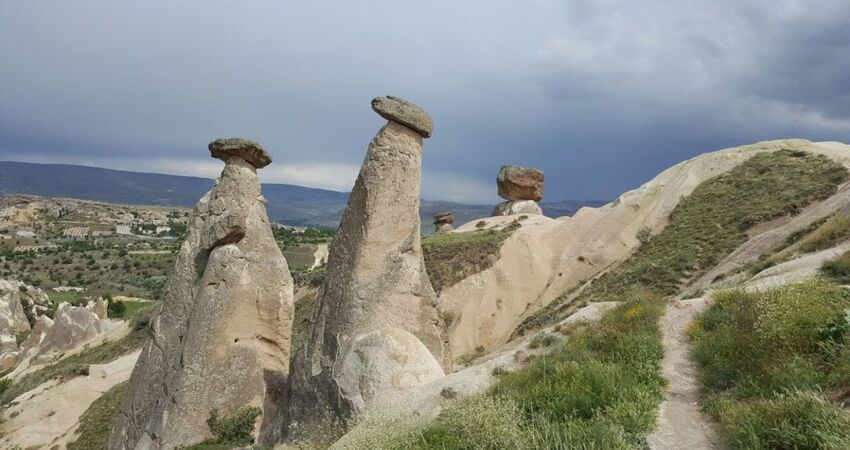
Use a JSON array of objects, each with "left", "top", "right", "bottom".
[
  {"left": 492, "top": 165, "right": 544, "bottom": 216},
  {"left": 284, "top": 96, "right": 449, "bottom": 437},
  {"left": 109, "top": 138, "right": 294, "bottom": 450},
  {"left": 433, "top": 211, "right": 455, "bottom": 233}
]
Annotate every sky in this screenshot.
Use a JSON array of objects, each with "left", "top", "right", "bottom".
[{"left": 2, "top": 0, "right": 850, "bottom": 204}]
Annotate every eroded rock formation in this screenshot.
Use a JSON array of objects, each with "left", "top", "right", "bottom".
[
  {"left": 0, "top": 280, "right": 48, "bottom": 370},
  {"left": 433, "top": 212, "right": 454, "bottom": 233},
  {"left": 285, "top": 96, "right": 449, "bottom": 436},
  {"left": 493, "top": 165, "right": 544, "bottom": 216},
  {"left": 109, "top": 138, "right": 294, "bottom": 450}
]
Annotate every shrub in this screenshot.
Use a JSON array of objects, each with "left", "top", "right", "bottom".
[
  {"left": 422, "top": 229, "right": 517, "bottom": 293},
  {"left": 635, "top": 226, "right": 652, "bottom": 244},
  {"left": 206, "top": 406, "right": 262, "bottom": 443},
  {"left": 107, "top": 300, "right": 126, "bottom": 318},
  {"left": 528, "top": 333, "right": 559, "bottom": 349},
  {"left": 821, "top": 249, "right": 850, "bottom": 283}
]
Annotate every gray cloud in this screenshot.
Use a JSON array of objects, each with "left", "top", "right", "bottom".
[{"left": 1, "top": 0, "right": 849, "bottom": 203}]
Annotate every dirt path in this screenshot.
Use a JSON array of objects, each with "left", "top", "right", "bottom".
[{"left": 647, "top": 298, "right": 726, "bottom": 450}]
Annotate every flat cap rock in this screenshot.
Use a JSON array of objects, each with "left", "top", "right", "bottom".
[
  {"left": 433, "top": 212, "right": 454, "bottom": 224},
  {"left": 209, "top": 137, "right": 272, "bottom": 168},
  {"left": 497, "top": 165, "right": 544, "bottom": 201},
  {"left": 371, "top": 96, "right": 433, "bottom": 138}
]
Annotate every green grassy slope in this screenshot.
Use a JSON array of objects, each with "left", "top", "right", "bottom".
[{"left": 518, "top": 150, "right": 848, "bottom": 334}]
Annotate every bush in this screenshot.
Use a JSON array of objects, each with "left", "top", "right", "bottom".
[
  {"left": 206, "top": 406, "right": 262, "bottom": 443},
  {"left": 635, "top": 226, "right": 652, "bottom": 245},
  {"left": 107, "top": 300, "right": 126, "bottom": 318},
  {"left": 821, "top": 249, "right": 850, "bottom": 284},
  {"left": 528, "top": 333, "right": 560, "bottom": 349}
]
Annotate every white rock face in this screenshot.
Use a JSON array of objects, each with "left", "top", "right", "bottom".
[
  {"left": 0, "top": 280, "right": 48, "bottom": 370},
  {"left": 110, "top": 141, "right": 294, "bottom": 450},
  {"left": 286, "top": 101, "right": 449, "bottom": 436},
  {"left": 7, "top": 304, "right": 113, "bottom": 377},
  {"left": 442, "top": 139, "right": 850, "bottom": 357},
  {"left": 491, "top": 199, "right": 543, "bottom": 216}
]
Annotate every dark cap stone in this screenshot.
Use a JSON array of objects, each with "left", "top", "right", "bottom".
[
  {"left": 209, "top": 138, "right": 272, "bottom": 168},
  {"left": 371, "top": 96, "right": 433, "bottom": 138}
]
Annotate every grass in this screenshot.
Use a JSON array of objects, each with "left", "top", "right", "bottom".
[
  {"left": 422, "top": 223, "right": 519, "bottom": 293},
  {"left": 66, "top": 382, "right": 127, "bottom": 450},
  {"left": 797, "top": 213, "right": 850, "bottom": 254},
  {"left": 349, "top": 295, "right": 665, "bottom": 449},
  {"left": 690, "top": 280, "right": 850, "bottom": 449},
  {"left": 822, "top": 249, "right": 850, "bottom": 284},
  {"left": 0, "top": 304, "right": 154, "bottom": 405},
  {"left": 518, "top": 150, "right": 848, "bottom": 333}
]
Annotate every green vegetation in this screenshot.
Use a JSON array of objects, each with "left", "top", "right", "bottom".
[
  {"left": 358, "top": 296, "right": 665, "bottom": 449},
  {"left": 797, "top": 213, "right": 850, "bottom": 254},
  {"left": 181, "top": 407, "right": 262, "bottom": 450},
  {"left": 273, "top": 226, "right": 334, "bottom": 247},
  {"left": 0, "top": 305, "right": 154, "bottom": 405},
  {"left": 66, "top": 382, "right": 126, "bottom": 450},
  {"left": 821, "top": 249, "right": 850, "bottom": 284},
  {"left": 283, "top": 245, "right": 321, "bottom": 270},
  {"left": 690, "top": 280, "right": 850, "bottom": 449},
  {"left": 521, "top": 150, "right": 848, "bottom": 332},
  {"left": 422, "top": 224, "right": 519, "bottom": 293}
]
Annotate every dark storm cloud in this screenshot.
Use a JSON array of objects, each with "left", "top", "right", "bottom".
[{"left": 1, "top": 0, "right": 849, "bottom": 203}]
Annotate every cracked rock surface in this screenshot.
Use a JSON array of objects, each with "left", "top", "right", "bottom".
[{"left": 109, "top": 146, "right": 294, "bottom": 450}]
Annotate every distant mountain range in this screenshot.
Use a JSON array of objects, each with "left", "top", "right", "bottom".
[{"left": 0, "top": 161, "right": 606, "bottom": 228}]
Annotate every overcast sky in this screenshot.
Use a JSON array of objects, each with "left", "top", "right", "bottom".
[{"left": 2, "top": 1, "right": 849, "bottom": 203}]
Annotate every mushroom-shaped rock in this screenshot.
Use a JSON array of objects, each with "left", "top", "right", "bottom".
[
  {"left": 433, "top": 212, "right": 454, "bottom": 225},
  {"left": 371, "top": 96, "right": 434, "bottom": 138},
  {"left": 497, "top": 165, "right": 544, "bottom": 201},
  {"left": 285, "top": 98, "right": 449, "bottom": 437},
  {"left": 110, "top": 140, "right": 294, "bottom": 450},
  {"left": 433, "top": 212, "right": 455, "bottom": 233},
  {"left": 209, "top": 137, "right": 272, "bottom": 168}
]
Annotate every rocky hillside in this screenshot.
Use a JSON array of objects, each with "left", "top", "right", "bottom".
[{"left": 3, "top": 135, "right": 850, "bottom": 450}]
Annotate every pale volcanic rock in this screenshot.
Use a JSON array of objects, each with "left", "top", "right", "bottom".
[
  {"left": 0, "top": 280, "right": 46, "bottom": 370},
  {"left": 492, "top": 200, "right": 543, "bottom": 216},
  {"left": 497, "top": 165, "right": 544, "bottom": 201},
  {"left": 110, "top": 139, "right": 294, "bottom": 450},
  {"left": 285, "top": 98, "right": 449, "bottom": 436},
  {"left": 87, "top": 297, "right": 108, "bottom": 320},
  {"left": 442, "top": 140, "right": 850, "bottom": 358}
]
